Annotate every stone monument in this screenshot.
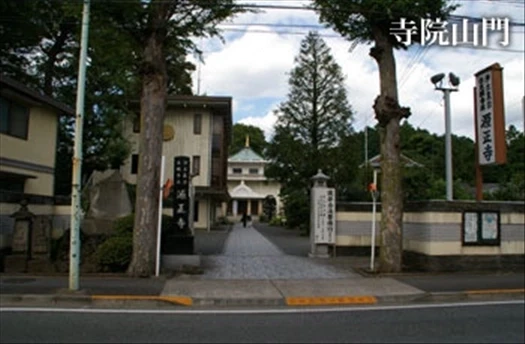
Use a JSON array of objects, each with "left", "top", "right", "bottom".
[
  {"left": 161, "top": 156, "right": 200, "bottom": 271},
  {"left": 309, "top": 169, "right": 336, "bottom": 258}
]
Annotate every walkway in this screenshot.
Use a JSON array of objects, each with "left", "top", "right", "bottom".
[{"left": 199, "top": 223, "right": 361, "bottom": 280}]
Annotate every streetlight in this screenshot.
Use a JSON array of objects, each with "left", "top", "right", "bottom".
[{"left": 431, "top": 72, "right": 460, "bottom": 201}]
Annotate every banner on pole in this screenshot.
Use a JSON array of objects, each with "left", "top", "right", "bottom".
[{"left": 474, "top": 63, "right": 507, "bottom": 166}]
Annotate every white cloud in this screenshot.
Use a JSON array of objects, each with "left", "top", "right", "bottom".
[
  {"left": 238, "top": 108, "right": 279, "bottom": 140},
  {"left": 198, "top": 27, "right": 301, "bottom": 98},
  {"left": 188, "top": 1, "right": 524, "bottom": 141}
]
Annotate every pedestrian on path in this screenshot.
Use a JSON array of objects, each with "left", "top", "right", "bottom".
[{"left": 241, "top": 212, "right": 247, "bottom": 228}]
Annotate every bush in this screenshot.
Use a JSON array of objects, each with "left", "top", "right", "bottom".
[
  {"left": 112, "top": 213, "right": 174, "bottom": 237},
  {"left": 258, "top": 214, "right": 268, "bottom": 223},
  {"left": 113, "top": 214, "right": 135, "bottom": 236},
  {"left": 216, "top": 216, "right": 233, "bottom": 225},
  {"left": 95, "top": 236, "right": 133, "bottom": 272},
  {"left": 269, "top": 216, "right": 283, "bottom": 226},
  {"left": 94, "top": 213, "right": 174, "bottom": 272}
]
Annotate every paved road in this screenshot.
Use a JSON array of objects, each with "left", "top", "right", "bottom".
[
  {"left": 198, "top": 224, "right": 358, "bottom": 279},
  {"left": 253, "top": 223, "right": 310, "bottom": 256},
  {"left": 1, "top": 302, "right": 523, "bottom": 343},
  {"left": 194, "top": 228, "right": 230, "bottom": 256}
]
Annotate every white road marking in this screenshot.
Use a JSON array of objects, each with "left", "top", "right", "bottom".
[{"left": 1, "top": 300, "right": 523, "bottom": 315}]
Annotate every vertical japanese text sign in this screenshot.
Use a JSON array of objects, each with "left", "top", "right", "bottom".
[
  {"left": 474, "top": 63, "right": 507, "bottom": 165},
  {"left": 312, "top": 187, "right": 336, "bottom": 244},
  {"left": 173, "top": 156, "right": 190, "bottom": 233}
]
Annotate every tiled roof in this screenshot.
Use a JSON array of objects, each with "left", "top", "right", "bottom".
[
  {"left": 229, "top": 147, "right": 266, "bottom": 162},
  {"left": 0, "top": 75, "right": 74, "bottom": 116}
]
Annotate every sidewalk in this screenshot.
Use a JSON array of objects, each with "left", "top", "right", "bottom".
[{"left": 1, "top": 223, "right": 523, "bottom": 308}]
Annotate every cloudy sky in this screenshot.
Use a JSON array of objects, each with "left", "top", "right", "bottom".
[{"left": 188, "top": 0, "right": 525, "bottom": 141}]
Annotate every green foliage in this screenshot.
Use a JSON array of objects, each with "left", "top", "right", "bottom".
[
  {"left": 229, "top": 124, "right": 267, "bottom": 156},
  {"left": 266, "top": 31, "right": 353, "bottom": 229},
  {"left": 94, "top": 213, "right": 174, "bottom": 271},
  {"left": 112, "top": 213, "right": 174, "bottom": 237},
  {"left": 281, "top": 188, "right": 309, "bottom": 230},
  {"left": 258, "top": 214, "right": 268, "bottom": 223},
  {"left": 269, "top": 216, "right": 286, "bottom": 227},
  {"left": 484, "top": 172, "right": 525, "bottom": 201},
  {"left": 262, "top": 195, "right": 277, "bottom": 220},
  {"left": 112, "top": 214, "right": 136, "bottom": 237},
  {"left": 0, "top": 0, "right": 199, "bottom": 196},
  {"left": 95, "top": 236, "right": 133, "bottom": 272}
]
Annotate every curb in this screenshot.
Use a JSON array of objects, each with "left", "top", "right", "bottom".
[
  {"left": 91, "top": 295, "right": 192, "bottom": 306},
  {"left": 418, "top": 289, "right": 525, "bottom": 303},
  {"left": 0, "top": 294, "right": 92, "bottom": 305},
  {"left": 1, "top": 289, "right": 523, "bottom": 308}
]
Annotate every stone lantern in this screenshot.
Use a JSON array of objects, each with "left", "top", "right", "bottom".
[{"left": 311, "top": 169, "right": 329, "bottom": 188}]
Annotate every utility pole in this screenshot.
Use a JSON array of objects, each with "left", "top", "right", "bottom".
[
  {"left": 431, "top": 72, "right": 460, "bottom": 201},
  {"left": 443, "top": 89, "right": 453, "bottom": 201},
  {"left": 521, "top": 96, "right": 525, "bottom": 134},
  {"left": 69, "top": 0, "right": 90, "bottom": 291},
  {"left": 364, "top": 125, "right": 368, "bottom": 165}
]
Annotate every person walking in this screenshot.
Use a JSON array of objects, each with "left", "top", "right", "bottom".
[{"left": 241, "top": 212, "right": 247, "bottom": 228}]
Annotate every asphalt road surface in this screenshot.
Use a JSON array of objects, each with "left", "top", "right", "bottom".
[{"left": 1, "top": 301, "right": 523, "bottom": 343}]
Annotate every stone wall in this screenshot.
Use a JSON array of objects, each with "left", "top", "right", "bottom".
[{"left": 335, "top": 201, "right": 525, "bottom": 271}]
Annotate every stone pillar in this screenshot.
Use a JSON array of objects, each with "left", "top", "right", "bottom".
[
  {"left": 258, "top": 200, "right": 263, "bottom": 216},
  {"left": 11, "top": 200, "right": 35, "bottom": 257},
  {"left": 221, "top": 202, "right": 227, "bottom": 217},
  {"left": 233, "top": 200, "right": 238, "bottom": 216},
  {"left": 309, "top": 169, "right": 336, "bottom": 259},
  {"left": 247, "top": 199, "right": 252, "bottom": 215}
]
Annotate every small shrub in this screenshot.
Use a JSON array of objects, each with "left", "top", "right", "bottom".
[
  {"left": 113, "top": 213, "right": 174, "bottom": 237},
  {"left": 95, "top": 236, "right": 133, "bottom": 272},
  {"left": 94, "top": 213, "right": 174, "bottom": 272},
  {"left": 113, "top": 214, "right": 135, "bottom": 237},
  {"left": 269, "top": 216, "right": 282, "bottom": 226},
  {"left": 216, "top": 216, "right": 232, "bottom": 225},
  {"left": 258, "top": 214, "right": 268, "bottom": 223}
]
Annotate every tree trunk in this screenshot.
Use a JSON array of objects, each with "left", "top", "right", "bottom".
[
  {"left": 369, "top": 27, "right": 410, "bottom": 273},
  {"left": 43, "top": 25, "right": 72, "bottom": 96},
  {"left": 127, "top": 5, "right": 168, "bottom": 277}
]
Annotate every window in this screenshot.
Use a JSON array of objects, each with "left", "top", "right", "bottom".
[
  {"left": 131, "top": 154, "right": 139, "bottom": 174},
  {"left": 132, "top": 113, "right": 140, "bottom": 133},
  {"left": 192, "top": 155, "right": 200, "bottom": 175},
  {"left": 194, "top": 201, "right": 199, "bottom": 222},
  {"left": 233, "top": 168, "right": 242, "bottom": 174},
  {"left": 249, "top": 168, "right": 259, "bottom": 175},
  {"left": 193, "top": 113, "right": 202, "bottom": 134},
  {"left": 0, "top": 96, "right": 29, "bottom": 139}
]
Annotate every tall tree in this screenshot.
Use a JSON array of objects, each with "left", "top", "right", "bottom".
[
  {"left": 266, "top": 31, "right": 353, "bottom": 230},
  {"left": 314, "top": 0, "right": 457, "bottom": 272},
  {"left": 229, "top": 123, "right": 267, "bottom": 156},
  {"left": 0, "top": 0, "right": 193, "bottom": 195},
  {"left": 102, "top": 0, "right": 246, "bottom": 277}
]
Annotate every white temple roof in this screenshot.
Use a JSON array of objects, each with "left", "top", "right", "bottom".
[{"left": 230, "top": 180, "right": 265, "bottom": 199}]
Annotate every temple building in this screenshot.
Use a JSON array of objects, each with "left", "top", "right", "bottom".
[{"left": 223, "top": 136, "right": 281, "bottom": 221}]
